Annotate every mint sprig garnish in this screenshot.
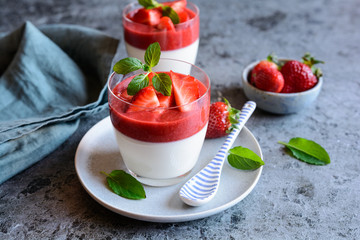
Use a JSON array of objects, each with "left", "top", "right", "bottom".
[
  {"left": 113, "top": 42, "right": 172, "bottom": 96},
  {"left": 227, "top": 146, "right": 264, "bottom": 170},
  {"left": 137, "top": 0, "right": 180, "bottom": 24},
  {"left": 279, "top": 137, "right": 330, "bottom": 165},
  {"left": 101, "top": 170, "right": 146, "bottom": 200}
]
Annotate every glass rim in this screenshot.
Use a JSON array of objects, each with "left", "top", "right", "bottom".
[
  {"left": 122, "top": 1, "right": 199, "bottom": 29},
  {"left": 108, "top": 58, "right": 210, "bottom": 111}
]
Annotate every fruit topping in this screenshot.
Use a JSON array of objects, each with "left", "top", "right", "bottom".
[
  {"left": 163, "top": 0, "right": 188, "bottom": 22},
  {"left": 157, "top": 92, "right": 174, "bottom": 108},
  {"left": 164, "top": 0, "right": 187, "bottom": 12},
  {"left": 135, "top": 0, "right": 182, "bottom": 25},
  {"left": 113, "top": 42, "right": 202, "bottom": 113},
  {"left": 205, "top": 99, "right": 240, "bottom": 139},
  {"left": 127, "top": 86, "right": 160, "bottom": 112},
  {"left": 157, "top": 16, "right": 176, "bottom": 31},
  {"left": 119, "top": 89, "right": 133, "bottom": 102},
  {"left": 131, "top": 8, "right": 162, "bottom": 26},
  {"left": 170, "top": 70, "right": 199, "bottom": 112}
]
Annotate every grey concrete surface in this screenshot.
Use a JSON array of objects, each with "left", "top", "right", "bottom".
[{"left": 1, "top": 0, "right": 359, "bottom": 239}]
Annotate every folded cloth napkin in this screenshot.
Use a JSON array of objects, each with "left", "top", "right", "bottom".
[{"left": 0, "top": 21, "right": 119, "bottom": 184}]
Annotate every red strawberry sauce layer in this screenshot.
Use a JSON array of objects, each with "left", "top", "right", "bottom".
[
  {"left": 109, "top": 73, "right": 209, "bottom": 142},
  {"left": 123, "top": 5, "right": 199, "bottom": 50}
]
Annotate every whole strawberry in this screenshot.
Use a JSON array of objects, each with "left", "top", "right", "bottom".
[
  {"left": 281, "top": 53, "right": 324, "bottom": 93},
  {"left": 205, "top": 99, "right": 240, "bottom": 139},
  {"left": 252, "top": 67, "right": 284, "bottom": 92},
  {"left": 250, "top": 54, "right": 284, "bottom": 93},
  {"left": 251, "top": 53, "right": 279, "bottom": 82}
]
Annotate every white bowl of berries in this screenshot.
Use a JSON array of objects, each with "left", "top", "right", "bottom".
[{"left": 242, "top": 53, "right": 324, "bottom": 114}]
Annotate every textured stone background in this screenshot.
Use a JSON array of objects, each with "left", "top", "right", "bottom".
[{"left": 1, "top": 0, "right": 359, "bottom": 239}]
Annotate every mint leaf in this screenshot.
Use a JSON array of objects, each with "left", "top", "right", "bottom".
[
  {"left": 152, "top": 73, "right": 172, "bottom": 96},
  {"left": 113, "top": 57, "right": 144, "bottom": 75},
  {"left": 279, "top": 137, "right": 330, "bottom": 165},
  {"left": 228, "top": 146, "right": 264, "bottom": 170},
  {"left": 162, "top": 6, "right": 180, "bottom": 24},
  {"left": 101, "top": 170, "right": 146, "bottom": 200},
  {"left": 138, "top": 0, "right": 160, "bottom": 9},
  {"left": 127, "top": 74, "right": 149, "bottom": 95},
  {"left": 144, "top": 42, "right": 161, "bottom": 68}
]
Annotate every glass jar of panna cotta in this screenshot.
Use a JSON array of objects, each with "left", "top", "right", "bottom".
[
  {"left": 108, "top": 59, "right": 210, "bottom": 186},
  {"left": 122, "top": 1, "right": 199, "bottom": 65}
]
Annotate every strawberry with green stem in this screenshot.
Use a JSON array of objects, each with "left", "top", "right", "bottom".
[
  {"left": 250, "top": 53, "right": 284, "bottom": 93},
  {"left": 205, "top": 99, "right": 240, "bottom": 139},
  {"left": 281, "top": 53, "right": 324, "bottom": 93}
]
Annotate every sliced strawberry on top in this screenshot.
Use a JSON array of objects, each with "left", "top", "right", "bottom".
[
  {"left": 127, "top": 86, "right": 160, "bottom": 113},
  {"left": 177, "top": 11, "right": 189, "bottom": 23},
  {"left": 131, "top": 8, "right": 162, "bottom": 26},
  {"left": 157, "top": 16, "right": 175, "bottom": 31},
  {"left": 157, "top": 92, "right": 174, "bottom": 108},
  {"left": 170, "top": 70, "right": 199, "bottom": 112},
  {"left": 164, "top": 0, "right": 187, "bottom": 12},
  {"left": 119, "top": 89, "right": 133, "bottom": 102},
  {"left": 148, "top": 72, "right": 155, "bottom": 85},
  {"left": 163, "top": 0, "right": 188, "bottom": 23}
]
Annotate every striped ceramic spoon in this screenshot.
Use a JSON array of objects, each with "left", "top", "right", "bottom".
[{"left": 179, "top": 101, "right": 256, "bottom": 206}]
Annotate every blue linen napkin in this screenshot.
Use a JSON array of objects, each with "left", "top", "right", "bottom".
[{"left": 0, "top": 21, "right": 119, "bottom": 184}]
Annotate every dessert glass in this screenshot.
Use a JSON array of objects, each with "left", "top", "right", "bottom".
[
  {"left": 122, "top": 1, "right": 200, "bottom": 65},
  {"left": 108, "top": 59, "right": 210, "bottom": 186}
]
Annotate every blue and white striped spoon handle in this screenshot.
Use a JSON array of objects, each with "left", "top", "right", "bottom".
[{"left": 179, "top": 101, "right": 256, "bottom": 206}]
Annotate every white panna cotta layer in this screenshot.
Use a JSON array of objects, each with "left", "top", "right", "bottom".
[
  {"left": 125, "top": 39, "right": 199, "bottom": 65},
  {"left": 113, "top": 124, "right": 207, "bottom": 186}
]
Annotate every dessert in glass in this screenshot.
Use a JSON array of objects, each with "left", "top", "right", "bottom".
[
  {"left": 122, "top": 0, "right": 199, "bottom": 65},
  {"left": 108, "top": 58, "right": 210, "bottom": 186}
]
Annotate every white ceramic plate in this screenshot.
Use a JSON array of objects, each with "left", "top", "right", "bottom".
[{"left": 75, "top": 117, "right": 263, "bottom": 223}]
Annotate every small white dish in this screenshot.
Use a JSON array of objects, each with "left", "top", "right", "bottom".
[
  {"left": 75, "top": 117, "right": 263, "bottom": 223},
  {"left": 242, "top": 59, "right": 323, "bottom": 114}
]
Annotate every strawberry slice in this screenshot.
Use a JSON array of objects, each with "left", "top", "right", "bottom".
[
  {"left": 177, "top": 11, "right": 189, "bottom": 23},
  {"left": 127, "top": 86, "right": 160, "bottom": 112},
  {"left": 163, "top": 0, "right": 188, "bottom": 23},
  {"left": 170, "top": 71, "right": 199, "bottom": 112},
  {"left": 131, "top": 8, "right": 162, "bottom": 26},
  {"left": 164, "top": 0, "right": 187, "bottom": 12},
  {"left": 157, "top": 16, "right": 175, "bottom": 31},
  {"left": 157, "top": 92, "right": 174, "bottom": 108},
  {"left": 119, "top": 89, "right": 133, "bottom": 102},
  {"left": 148, "top": 72, "right": 155, "bottom": 85}
]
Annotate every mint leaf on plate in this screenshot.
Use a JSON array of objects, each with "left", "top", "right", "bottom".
[
  {"left": 101, "top": 170, "right": 146, "bottom": 200},
  {"left": 278, "top": 137, "right": 330, "bottom": 165},
  {"left": 227, "top": 146, "right": 264, "bottom": 170},
  {"left": 113, "top": 57, "right": 144, "bottom": 75},
  {"left": 152, "top": 72, "right": 172, "bottom": 96}
]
